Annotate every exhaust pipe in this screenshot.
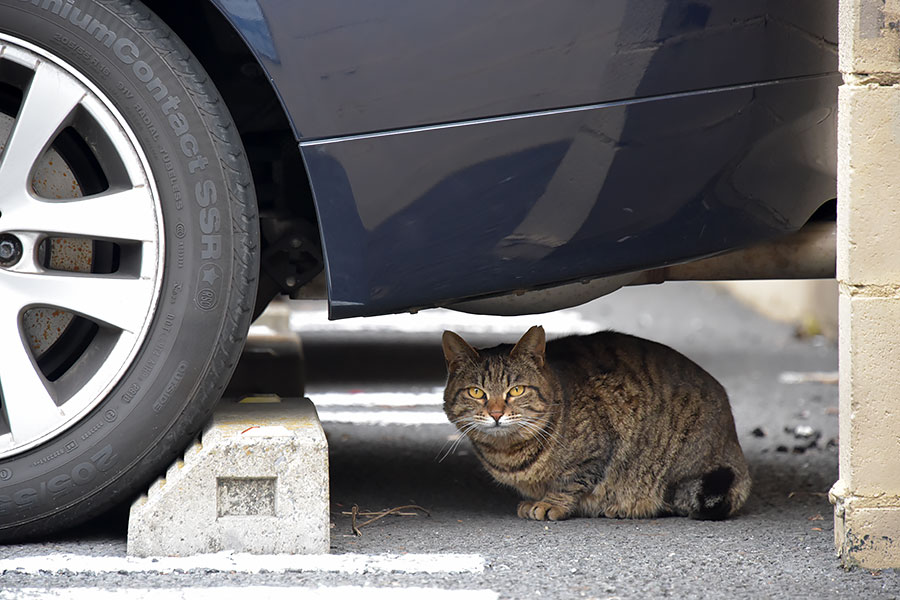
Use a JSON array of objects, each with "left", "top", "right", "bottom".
[{"left": 631, "top": 221, "right": 835, "bottom": 285}]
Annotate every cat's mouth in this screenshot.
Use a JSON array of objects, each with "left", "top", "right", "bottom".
[
  {"left": 475, "top": 419, "right": 516, "bottom": 435},
  {"left": 476, "top": 427, "right": 510, "bottom": 438}
]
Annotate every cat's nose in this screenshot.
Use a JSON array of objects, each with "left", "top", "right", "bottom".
[{"left": 488, "top": 410, "right": 504, "bottom": 423}]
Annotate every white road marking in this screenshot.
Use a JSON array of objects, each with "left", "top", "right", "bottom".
[
  {"left": 0, "top": 552, "right": 484, "bottom": 575},
  {"left": 310, "top": 390, "right": 444, "bottom": 407},
  {"left": 317, "top": 410, "right": 449, "bottom": 426},
  {"left": 1, "top": 587, "right": 499, "bottom": 600},
  {"left": 309, "top": 391, "right": 449, "bottom": 425},
  {"left": 289, "top": 302, "right": 600, "bottom": 336}
]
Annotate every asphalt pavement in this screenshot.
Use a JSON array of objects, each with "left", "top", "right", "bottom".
[{"left": 2, "top": 282, "right": 899, "bottom": 599}]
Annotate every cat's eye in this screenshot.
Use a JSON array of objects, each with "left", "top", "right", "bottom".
[
  {"left": 467, "top": 387, "right": 485, "bottom": 399},
  {"left": 508, "top": 385, "right": 525, "bottom": 397}
]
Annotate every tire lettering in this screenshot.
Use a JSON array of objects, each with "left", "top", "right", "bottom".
[
  {"left": 13, "top": 488, "right": 37, "bottom": 507},
  {"left": 85, "top": 19, "right": 116, "bottom": 48},
  {"left": 132, "top": 102, "right": 160, "bottom": 141},
  {"left": 67, "top": 6, "right": 91, "bottom": 30},
  {"left": 196, "top": 262, "right": 222, "bottom": 311},
  {"left": 59, "top": 0, "right": 73, "bottom": 20},
  {"left": 133, "top": 60, "right": 153, "bottom": 83},
  {"left": 195, "top": 179, "right": 222, "bottom": 259},
  {"left": 161, "top": 95, "right": 181, "bottom": 115},
  {"left": 79, "top": 420, "right": 105, "bottom": 441},
  {"left": 189, "top": 155, "right": 209, "bottom": 174},
  {"left": 2, "top": 443, "right": 122, "bottom": 513},
  {"left": 71, "top": 463, "right": 96, "bottom": 485},
  {"left": 121, "top": 382, "right": 140, "bottom": 404},
  {"left": 146, "top": 77, "right": 168, "bottom": 102},
  {"left": 199, "top": 207, "right": 220, "bottom": 235},
  {"left": 113, "top": 37, "right": 138, "bottom": 64},
  {"left": 32, "top": 0, "right": 218, "bottom": 212},
  {"left": 179, "top": 133, "right": 199, "bottom": 158},
  {"left": 201, "top": 235, "right": 221, "bottom": 260},
  {"left": 195, "top": 180, "right": 216, "bottom": 208},
  {"left": 47, "top": 474, "right": 72, "bottom": 497},
  {"left": 153, "top": 362, "right": 189, "bottom": 413},
  {"left": 159, "top": 149, "right": 183, "bottom": 208},
  {"left": 31, "top": 447, "right": 65, "bottom": 467},
  {"left": 116, "top": 80, "right": 134, "bottom": 99},
  {"left": 161, "top": 313, "right": 176, "bottom": 334},
  {"left": 92, "top": 444, "right": 118, "bottom": 473},
  {"left": 168, "top": 112, "right": 188, "bottom": 136},
  {"left": 50, "top": 33, "right": 111, "bottom": 78},
  {"left": 140, "top": 341, "right": 168, "bottom": 381},
  {"left": 28, "top": 0, "right": 119, "bottom": 49}
]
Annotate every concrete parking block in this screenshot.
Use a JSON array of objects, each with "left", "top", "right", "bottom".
[{"left": 127, "top": 397, "right": 329, "bottom": 557}]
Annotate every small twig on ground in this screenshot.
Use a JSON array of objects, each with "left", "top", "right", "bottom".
[
  {"left": 346, "top": 504, "right": 430, "bottom": 536},
  {"left": 350, "top": 504, "right": 362, "bottom": 537},
  {"left": 787, "top": 491, "right": 829, "bottom": 499}
]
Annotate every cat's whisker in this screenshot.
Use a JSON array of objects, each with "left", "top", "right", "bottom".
[
  {"left": 529, "top": 424, "right": 554, "bottom": 447},
  {"left": 520, "top": 416, "right": 559, "bottom": 447},
  {"left": 517, "top": 419, "right": 551, "bottom": 448},
  {"left": 437, "top": 420, "right": 480, "bottom": 462},
  {"left": 437, "top": 439, "right": 461, "bottom": 463},
  {"left": 458, "top": 421, "right": 480, "bottom": 438},
  {"left": 437, "top": 436, "right": 462, "bottom": 463},
  {"left": 435, "top": 435, "right": 460, "bottom": 462},
  {"left": 537, "top": 426, "right": 562, "bottom": 447},
  {"left": 519, "top": 422, "right": 546, "bottom": 448},
  {"left": 436, "top": 417, "right": 470, "bottom": 457}
]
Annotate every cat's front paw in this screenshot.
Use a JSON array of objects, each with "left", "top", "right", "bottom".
[{"left": 517, "top": 500, "right": 570, "bottom": 521}]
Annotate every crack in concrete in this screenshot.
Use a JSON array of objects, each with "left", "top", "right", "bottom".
[
  {"left": 839, "top": 281, "right": 900, "bottom": 297},
  {"left": 844, "top": 72, "right": 900, "bottom": 85}
]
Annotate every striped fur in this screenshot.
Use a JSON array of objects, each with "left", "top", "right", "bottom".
[{"left": 442, "top": 326, "right": 750, "bottom": 521}]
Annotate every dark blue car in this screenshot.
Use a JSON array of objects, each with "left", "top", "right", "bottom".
[{"left": 0, "top": 0, "right": 837, "bottom": 536}]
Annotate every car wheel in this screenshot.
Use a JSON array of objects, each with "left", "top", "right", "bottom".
[{"left": 0, "top": 0, "right": 258, "bottom": 538}]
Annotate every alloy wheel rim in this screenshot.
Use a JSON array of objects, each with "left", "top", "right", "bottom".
[{"left": 0, "top": 35, "right": 164, "bottom": 458}]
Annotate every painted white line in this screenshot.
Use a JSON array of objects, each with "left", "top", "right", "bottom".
[
  {"left": 310, "top": 390, "right": 444, "bottom": 408},
  {"left": 778, "top": 371, "right": 839, "bottom": 385},
  {"left": 1, "top": 587, "right": 499, "bottom": 600},
  {"left": 317, "top": 410, "right": 449, "bottom": 426},
  {"left": 289, "top": 302, "right": 599, "bottom": 336},
  {"left": 0, "top": 552, "right": 484, "bottom": 575}
]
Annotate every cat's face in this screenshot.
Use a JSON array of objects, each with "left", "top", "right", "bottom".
[{"left": 442, "top": 326, "right": 557, "bottom": 441}]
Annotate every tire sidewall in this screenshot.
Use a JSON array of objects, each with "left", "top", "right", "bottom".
[{"left": 0, "top": 0, "right": 249, "bottom": 535}]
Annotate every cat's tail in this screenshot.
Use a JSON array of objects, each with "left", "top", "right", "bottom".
[{"left": 669, "top": 463, "right": 752, "bottom": 520}]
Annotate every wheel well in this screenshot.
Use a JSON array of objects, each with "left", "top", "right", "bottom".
[{"left": 141, "top": 0, "right": 324, "bottom": 309}]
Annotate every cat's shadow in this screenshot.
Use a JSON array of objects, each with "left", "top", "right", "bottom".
[
  {"left": 326, "top": 423, "right": 837, "bottom": 524},
  {"left": 741, "top": 451, "right": 838, "bottom": 518},
  {"left": 326, "top": 426, "right": 520, "bottom": 519}
]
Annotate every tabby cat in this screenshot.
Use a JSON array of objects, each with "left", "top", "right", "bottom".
[{"left": 442, "top": 326, "right": 750, "bottom": 521}]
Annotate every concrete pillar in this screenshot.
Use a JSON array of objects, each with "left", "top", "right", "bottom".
[{"left": 830, "top": 0, "right": 900, "bottom": 569}]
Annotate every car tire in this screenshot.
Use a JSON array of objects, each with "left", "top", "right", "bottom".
[{"left": 0, "top": 0, "right": 258, "bottom": 539}]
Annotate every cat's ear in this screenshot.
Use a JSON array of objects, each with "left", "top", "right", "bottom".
[
  {"left": 442, "top": 330, "right": 479, "bottom": 372},
  {"left": 511, "top": 325, "right": 546, "bottom": 367}
]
